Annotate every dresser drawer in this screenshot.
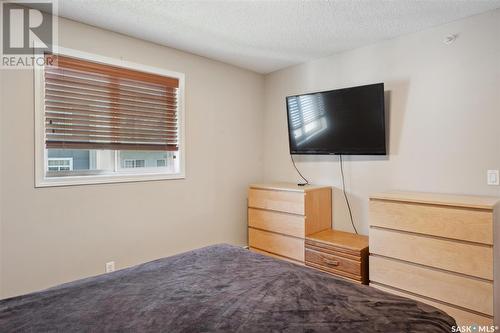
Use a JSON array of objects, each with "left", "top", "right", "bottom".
[
  {"left": 370, "top": 200, "right": 493, "bottom": 244},
  {"left": 371, "top": 283, "right": 494, "bottom": 327},
  {"left": 250, "top": 247, "right": 303, "bottom": 265},
  {"left": 370, "top": 228, "right": 493, "bottom": 279},
  {"left": 248, "top": 228, "right": 304, "bottom": 261},
  {"left": 305, "top": 248, "right": 361, "bottom": 277},
  {"left": 248, "top": 188, "right": 304, "bottom": 215},
  {"left": 370, "top": 256, "right": 493, "bottom": 315},
  {"left": 248, "top": 208, "right": 305, "bottom": 238}
]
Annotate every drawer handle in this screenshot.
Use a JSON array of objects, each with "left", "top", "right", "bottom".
[{"left": 323, "top": 258, "right": 339, "bottom": 266}]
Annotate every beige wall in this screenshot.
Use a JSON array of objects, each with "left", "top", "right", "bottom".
[
  {"left": 0, "top": 18, "right": 264, "bottom": 298},
  {"left": 262, "top": 9, "right": 500, "bottom": 235}
]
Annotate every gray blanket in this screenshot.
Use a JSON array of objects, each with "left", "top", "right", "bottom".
[{"left": 0, "top": 244, "right": 455, "bottom": 332}]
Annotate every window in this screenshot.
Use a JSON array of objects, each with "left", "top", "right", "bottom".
[
  {"left": 123, "top": 159, "right": 145, "bottom": 168},
  {"left": 35, "top": 47, "right": 185, "bottom": 187},
  {"left": 47, "top": 158, "right": 73, "bottom": 171}
]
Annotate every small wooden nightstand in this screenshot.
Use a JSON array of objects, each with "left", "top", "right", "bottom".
[{"left": 305, "top": 229, "right": 369, "bottom": 284}]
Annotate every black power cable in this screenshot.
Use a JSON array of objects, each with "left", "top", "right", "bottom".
[
  {"left": 290, "top": 154, "right": 309, "bottom": 186},
  {"left": 339, "top": 154, "right": 358, "bottom": 234}
]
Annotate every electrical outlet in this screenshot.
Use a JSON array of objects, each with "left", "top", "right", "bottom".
[
  {"left": 487, "top": 170, "right": 499, "bottom": 186},
  {"left": 105, "top": 261, "right": 115, "bottom": 273}
]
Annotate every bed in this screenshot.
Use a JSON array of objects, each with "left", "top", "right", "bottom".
[{"left": 0, "top": 244, "right": 455, "bottom": 332}]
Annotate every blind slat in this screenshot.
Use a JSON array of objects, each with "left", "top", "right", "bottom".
[
  {"left": 45, "top": 95, "right": 177, "bottom": 114},
  {"left": 45, "top": 68, "right": 169, "bottom": 92},
  {"left": 46, "top": 128, "right": 177, "bottom": 140},
  {"left": 44, "top": 54, "right": 180, "bottom": 151},
  {"left": 46, "top": 105, "right": 177, "bottom": 121},
  {"left": 46, "top": 133, "right": 177, "bottom": 143},
  {"left": 45, "top": 74, "right": 176, "bottom": 98},
  {"left": 46, "top": 123, "right": 177, "bottom": 134},
  {"left": 43, "top": 74, "right": 177, "bottom": 99},
  {"left": 45, "top": 116, "right": 176, "bottom": 131},
  {"left": 46, "top": 82, "right": 176, "bottom": 103},
  {"left": 48, "top": 55, "right": 179, "bottom": 88},
  {"left": 46, "top": 109, "right": 176, "bottom": 124},
  {"left": 46, "top": 141, "right": 178, "bottom": 151},
  {"left": 46, "top": 87, "right": 176, "bottom": 107}
]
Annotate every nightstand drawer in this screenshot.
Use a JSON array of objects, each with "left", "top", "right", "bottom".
[
  {"left": 248, "top": 188, "right": 304, "bottom": 215},
  {"left": 305, "top": 229, "right": 369, "bottom": 284},
  {"left": 305, "top": 239, "right": 364, "bottom": 259},
  {"left": 305, "top": 248, "right": 361, "bottom": 276}
]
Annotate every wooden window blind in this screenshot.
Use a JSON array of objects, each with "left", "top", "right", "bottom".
[{"left": 44, "top": 54, "right": 179, "bottom": 151}]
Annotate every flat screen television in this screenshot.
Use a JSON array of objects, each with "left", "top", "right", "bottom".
[{"left": 286, "top": 83, "right": 386, "bottom": 155}]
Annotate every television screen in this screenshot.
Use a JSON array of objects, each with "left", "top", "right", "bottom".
[{"left": 286, "top": 83, "right": 386, "bottom": 155}]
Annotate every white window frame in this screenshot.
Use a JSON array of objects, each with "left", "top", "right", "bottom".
[{"left": 34, "top": 46, "right": 186, "bottom": 187}]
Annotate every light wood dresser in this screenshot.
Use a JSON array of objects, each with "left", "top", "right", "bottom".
[
  {"left": 305, "top": 229, "right": 369, "bottom": 284},
  {"left": 248, "top": 183, "right": 332, "bottom": 264},
  {"left": 369, "top": 191, "right": 500, "bottom": 327}
]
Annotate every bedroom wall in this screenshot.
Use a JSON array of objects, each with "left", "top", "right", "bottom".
[
  {"left": 262, "top": 9, "right": 500, "bottom": 234},
  {"left": 0, "top": 18, "right": 264, "bottom": 298}
]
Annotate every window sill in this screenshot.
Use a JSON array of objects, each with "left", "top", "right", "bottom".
[{"left": 35, "top": 171, "right": 186, "bottom": 188}]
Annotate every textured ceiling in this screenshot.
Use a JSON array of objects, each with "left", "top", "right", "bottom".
[{"left": 57, "top": 0, "right": 500, "bottom": 73}]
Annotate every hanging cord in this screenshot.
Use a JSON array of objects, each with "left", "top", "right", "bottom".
[
  {"left": 290, "top": 154, "right": 309, "bottom": 185},
  {"left": 339, "top": 154, "right": 358, "bottom": 234}
]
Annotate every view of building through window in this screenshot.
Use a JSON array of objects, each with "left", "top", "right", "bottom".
[
  {"left": 46, "top": 149, "right": 176, "bottom": 176},
  {"left": 123, "top": 159, "right": 145, "bottom": 169},
  {"left": 47, "top": 158, "right": 73, "bottom": 171}
]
